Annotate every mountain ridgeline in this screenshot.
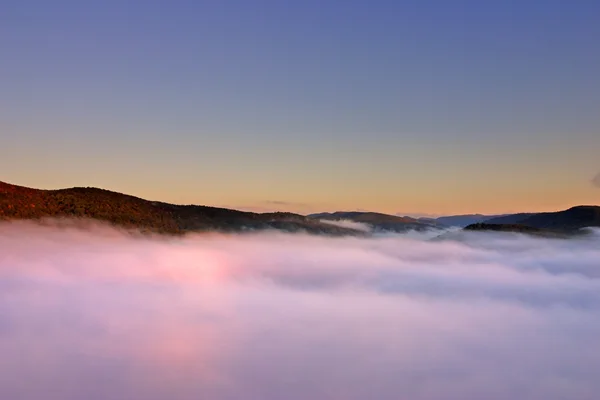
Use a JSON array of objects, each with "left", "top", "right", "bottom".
[
  {"left": 308, "top": 211, "right": 442, "bottom": 232},
  {"left": 0, "top": 181, "right": 360, "bottom": 236},
  {"left": 1, "top": 181, "right": 599, "bottom": 236},
  {"left": 484, "top": 207, "right": 600, "bottom": 232},
  {"left": 311, "top": 207, "right": 600, "bottom": 236}
]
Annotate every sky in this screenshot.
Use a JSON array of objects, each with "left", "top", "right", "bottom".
[{"left": 2, "top": 0, "right": 599, "bottom": 215}]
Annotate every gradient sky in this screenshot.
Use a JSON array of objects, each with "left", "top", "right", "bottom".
[{"left": 2, "top": 0, "right": 599, "bottom": 215}]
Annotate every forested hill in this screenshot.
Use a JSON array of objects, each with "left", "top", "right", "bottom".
[{"left": 0, "top": 181, "right": 361, "bottom": 236}]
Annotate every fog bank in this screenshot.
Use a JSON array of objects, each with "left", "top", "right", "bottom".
[{"left": 1, "top": 221, "right": 600, "bottom": 400}]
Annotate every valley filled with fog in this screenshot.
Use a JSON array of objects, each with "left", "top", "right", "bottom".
[{"left": 1, "top": 221, "right": 600, "bottom": 400}]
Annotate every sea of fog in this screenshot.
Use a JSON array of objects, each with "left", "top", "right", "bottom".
[{"left": 1, "top": 221, "right": 600, "bottom": 400}]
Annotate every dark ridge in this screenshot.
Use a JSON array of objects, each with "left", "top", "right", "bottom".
[
  {"left": 516, "top": 206, "right": 600, "bottom": 232},
  {"left": 308, "top": 211, "right": 442, "bottom": 232},
  {"left": 463, "top": 223, "right": 589, "bottom": 239},
  {"left": 482, "top": 206, "right": 600, "bottom": 232},
  {"left": 434, "top": 214, "right": 503, "bottom": 227},
  {"left": 0, "top": 181, "right": 362, "bottom": 236},
  {"left": 462, "top": 223, "right": 569, "bottom": 238},
  {"left": 464, "top": 223, "right": 544, "bottom": 233},
  {"left": 482, "top": 213, "right": 536, "bottom": 225}
]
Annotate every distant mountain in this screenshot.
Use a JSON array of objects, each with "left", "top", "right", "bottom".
[
  {"left": 478, "top": 207, "right": 600, "bottom": 232},
  {"left": 463, "top": 223, "right": 567, "bottom": 238},
  {"left": 433, "top": 214, "right": 503, "bottom": 227},
  {"left": 434, "top": 208, "right": 598, "bottom": 229},
  {"left": 481, "top": 213, "right": 535, "bottom": 225},
  {"left": 0, "top": 181, "right": 362, "bottom": 236},
  {"left": 514, "top": 206, "right": 600, "bottom": 232},
  {"left": 4, "top": 181, "right": 598, "bottom": 237},
  {"left": 462, "top": 206, "right": 600, "bottom": 235},
  {"left": 308, "top": 211, "right": 442, "bottom": 232}
]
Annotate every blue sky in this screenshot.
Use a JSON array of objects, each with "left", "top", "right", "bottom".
[{"left": 2, "top": 0, "right": 599, "bottom": 214}]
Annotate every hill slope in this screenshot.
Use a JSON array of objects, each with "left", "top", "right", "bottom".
[
  {"left": 515, "top": 206, "right": 600, "bottom": 232},
  {"left": 0, "top": 181, "right": 361, "bottom": 236},
  {"left": 463, "top": 223, "right": 569, "bottom": 238},
  {"left": 434, "top": 214, "right": 503, "bottom": 227},
  {"left": 481, "top": 213, "right": 535, "bottom": 225},
  {"left": 480, "top": 207, "right": 600, "bottom": 232},
  {"left": 462, "top": 206, "right": 600, "bottom": 236},
  {"left": 309, "top": 211, "right": 441, "bottom": 232}
]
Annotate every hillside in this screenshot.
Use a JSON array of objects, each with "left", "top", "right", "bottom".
[
  {"left": 4, "top": 181, "right": 597, "bottom": 236},
  {"left": 480, "top": 206, "right": 600, "bottom": 232},
  {"left": 461, "top": 206, "right": 600, "bottom": 236},
  {"left": 463, "top": 223, "right": 568, "bottom": 238},
  {"left": 515, "top": 206, "right": 600, "bottom": 232},
  {"left": 0, "top": 181, "right": 362, "bottom": 236},
  {"left": 482, "top": 213, "right": 535, "bottom": 225},
  {"left": 434, "top": 214, "right": 503, "bottom": 227},
  {"left": 309, "top": 211, "right": 442, "bottom": 232}
]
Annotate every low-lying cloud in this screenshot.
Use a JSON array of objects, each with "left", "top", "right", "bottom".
[
  {"left": 1, "top": 220, "right": 600, "bottom": 400},
  {"left": 318, "top": 218, "right": 372, "bottom": 232}
]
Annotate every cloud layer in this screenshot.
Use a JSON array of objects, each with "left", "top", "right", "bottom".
[
  {"left": 318, "top": 218, "right": 373, "bottom": 232},
  {"left": 1, "top": 221, "right": 600, "bottom": 400}
]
